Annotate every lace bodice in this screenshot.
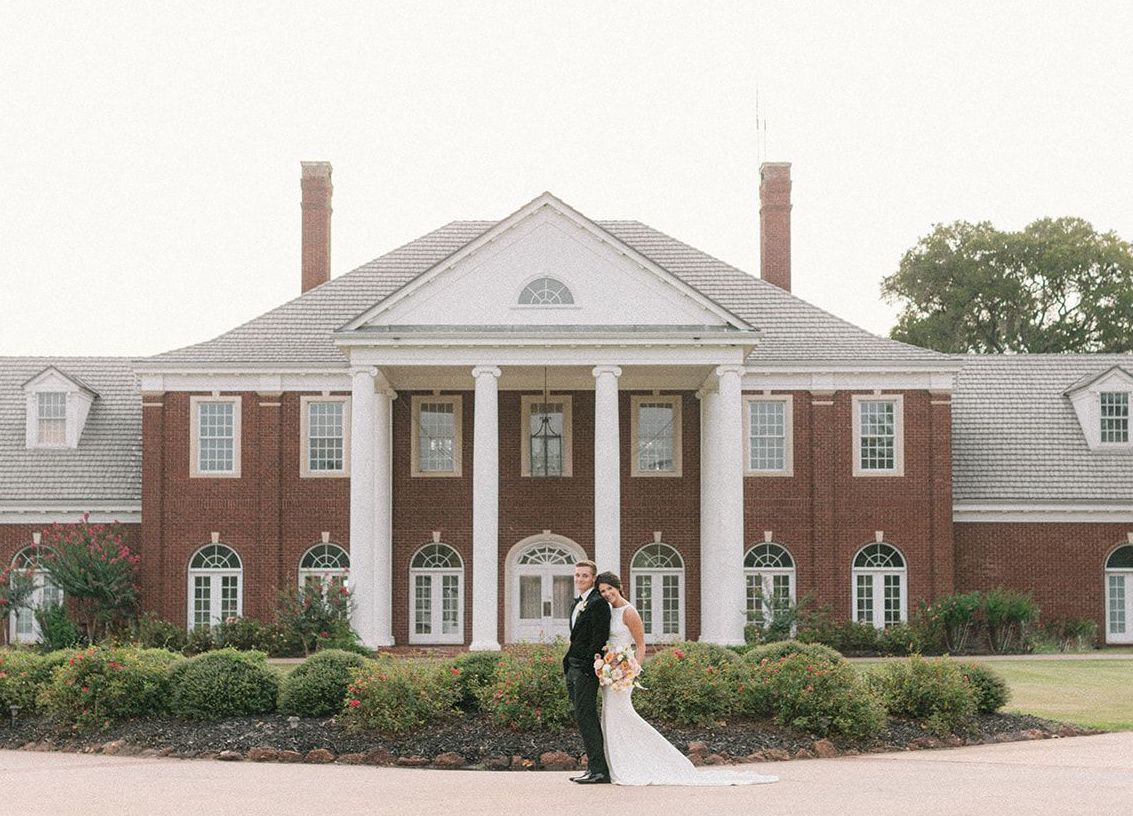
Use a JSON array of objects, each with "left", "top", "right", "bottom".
[{"left": 607, "top": 603, "right": 635, "bottom": 651}]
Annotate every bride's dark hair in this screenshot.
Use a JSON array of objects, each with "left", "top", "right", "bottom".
[{"left": 595, "top": 571, "right": 622, "bottom": 591}]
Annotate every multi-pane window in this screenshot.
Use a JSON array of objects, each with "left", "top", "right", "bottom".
[
  {"left": 522, "top": 396, "right": 572, "bottom": 477},
  {"left": 518, "top": 277, "right": 574, "bottom": 305},
  {"left": 1101, "top": 392, "right": 1130, "bottom": 443},
  {"left": 412, "top": 397, "right": 461, "bottom": 476},
  {"left": 632, "top": 396, "right": 681, "bottom": 476},
  {"left": 858, "top": 400, "right": 896, "bottom": 470},
  {"left": 852, "top": 542, "right": 907, "bottom": 629},
  {"left": 409, "top": 543, "right": 463, "bottom": 643},
  {"left": 1106, "top": 545, "right": 1133, "bottom": 644},
  {"left": 7, "top": 546, "right": 62, "bottom": 644},
  {"left": 306, "top": 400, "right": 345, "bottom": 473},
  {"left": 744, "top": 543, "right": 796, "bottom": 628},
  {"left": 187, "top": 543, "right": 243, "bottom": 629},
  {"left": 299, "top": 543, "right": 349, "bottom": 593},
  {"left": 36, "top": 392, "right": 67, "bottom": 445},
  {"left": 745, "top": 397, "right": 792, "bottom": 475},
  {"left": 194, "top": 399, "right": 239, "bottom": 475},
  {"left": 630, "top": 543, "right": 684, "bottom": 642}
]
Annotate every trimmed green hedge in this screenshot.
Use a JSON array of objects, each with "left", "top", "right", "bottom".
[{"left": 169, "top": 649, "right": 278, "bottom": 719}]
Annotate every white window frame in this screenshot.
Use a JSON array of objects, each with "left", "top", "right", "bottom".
[
  {"left": 743, "top": 394, "right": 794, "bottom": 476},
  {"left": 515, "top": 275, "right": 579, "bottom": 308},
  {"left": 851, "top": 543, "right": 908, "bottom": 629},
  {"left": 630, "top": 394, "right": 683, "bottom": 478},
  {"left": 744, "top": 543, "right": 797, "bottom": 628},
  {"left": 7, "top": 547, "right": 63, "bottom": 645},
  {"left": 852, "top": 394, "right": 905, "bottom": 477},
  {"left": 298, "top": 542, "right": 350, "bottom": 591},
  {"left": 1099, "top": 391, "right": 1131, "bottom": 447},
  {"left": 186, "top": 544, "right": 243, "bottom": 630},
  {"left": 629, "top": 543, "right": 686, "bottom": 643},
  {"left": 299, "top": 396, "right": 351, "bottom": 478},
  {"left": 1105, "top": 545, "right": 1133, "bottom": 644},
  {"left": 34, "top": 392, "right": 69, "bottom": 448},
  {"left": 410, "top": 395, "right": 463, "bottom": 477},
  {"left": 189, "top": 396, "right": 242, "bottom": 478},
  {"left": 520, "top": 394, "right": 573, "bottom": 477},
  {"left": 408, "top": 543, "right": 465, "bottom": 645}
]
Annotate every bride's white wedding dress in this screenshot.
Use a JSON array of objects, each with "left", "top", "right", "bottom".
[{"left": 600, "top": 603, "right": 778, "bottom": 786}]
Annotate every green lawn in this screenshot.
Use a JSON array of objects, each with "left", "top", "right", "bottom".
[{"left": 959, "top": 658, "right": 1133, "bottom": 731}]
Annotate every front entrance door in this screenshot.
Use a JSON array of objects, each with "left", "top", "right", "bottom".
[
  {"left": 1107, "top": 572, "right": 1133, "bottom": 644},
  {"left": 512, "top": 541, "right": 577, "bottom": 642}
]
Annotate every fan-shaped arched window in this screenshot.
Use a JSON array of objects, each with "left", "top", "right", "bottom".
[
  {"left": 410, "top": 543, "right": 463, "bottom": 644},
  {"left": 188, "top": 543, "right": 242, "bottom": 629},
  {"left": 852, "top": 542, "right": 906, "bottom": 629},
  {"left": 518, "top": 545, "right": 575, "bottom": 566},
  {"left": 744, "top": 543, "right": 796, "bottom": 629},
  {"left": 630, "top": 543, "right": 685, "bottom": 642},
  {"left": 1106, "top": 545, "right": 1133, "bottom": 643},
  {"left": 518, "top": 277, "right": 574, "bottom": 305},
  {"left": 8, "top": 545, "right": 62, "bottom": 644},
  {"left": 299, "top": 543, "right": 349, "bottom": 593}
]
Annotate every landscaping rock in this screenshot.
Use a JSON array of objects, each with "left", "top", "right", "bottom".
[
  {"left": 482, "top": 755, "right": 511, "bottom": 771},
  {"left": 396, "top": 755, "right": 430, "bottom": 767},
  {"left": 337, "top": 752, "right": 368, "bottom": 765},
  {"left": 247, "top": 746, "right": 279, "bottom": 762},
  {"left": 277, "top": 750, "right": 303, "bottom": 763},
  {"left": 432, "top": 752, "right": 465, "bottom": 769},
  {"left": 217, "top": 750, "right": 243, "bottom": 762},
  {"left": 794, "top": 748, "right": 815, "bottom": 760},
  {"left": 744, "top": 751, "right": 766, "bottom": 762},
  {"left": 1057, "top": 723, "right": 1082, "bottom": 738},
  {"left": 908, "top": 737, "right": 942, "bottom": 750},
  {"left": 686, "top": 741, "right": 709, "bottom": 756},
  {"left": 765, "top": 748, "right": 792, "bottom": 762},
  {"left": 812, "top": 739, "right": 838, "bottom": 758},
  {"left": 702, "top": 753, "right": 727, "bottom": 765},
  {"left": 364, "top": 749, "right": 394, "bottom": 766},
  {"left": 101, "top": 740, "right": 126, "bottom": 755},
  {"left": 305, "top": 748, "right": 335, "bottom": 763},
  {"left": 943, "top": 736, "right": 964, "bottom": 748},
  {"left": 1021, "top": 729, "right": 1047, "bottom": 741},
  {"left": 539, "top": 751, "right": 576, "bottom": 771}
]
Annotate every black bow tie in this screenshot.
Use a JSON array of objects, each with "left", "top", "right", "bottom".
[{"left": 574, "top": 595, "right": 583, "bottom": 605}]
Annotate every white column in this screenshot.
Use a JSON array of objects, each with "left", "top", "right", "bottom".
[
  {"left": 698, "top": 385, "right": 722, "bottom": 643},
  {"left": 372, "top": 383, "right": 395, "bottom": 647},
  {"left": 592, "top": 365, "right": 622, "bottom": 579},
  {"left": 715, "top": 365, "right": 747, "bottom": 645},
  {"left": 470, "top": 365, "right": 502, "bottom": 651},
  {"left": 349, "top": 366, "right": 378, "bottom": 648}
]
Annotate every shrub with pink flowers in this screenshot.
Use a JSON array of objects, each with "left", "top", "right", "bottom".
[
  {"left": 475, "top": 643, "right": 574, "bottom": 731},
  {"left": 273, "top": 578, "right": 359, "bottom": 657},
  {"left": 39, "top": 515, "right": 141, "bottom": 642},
  {"left": 37, "top": 646, "right": 182, "bottom": 730},
  {"left": 632, "top": 645, "right": 736, "bottom": 726},
  {"left": 341, "top": 655, "right": 460, "bottom": 733}
]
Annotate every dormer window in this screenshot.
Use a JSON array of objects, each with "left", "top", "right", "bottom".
[
  {"left": 518, "top": 277, "right": 574, "bottom": 305},
  {"left": 36, "top": 393, "right": 68, "bottom": 446},
  {"left": 23, "top": 366, "right": 98, "bottom": 449},
  {"left": 1100, "top": 392, "right": 1130, "bottom": 444}
]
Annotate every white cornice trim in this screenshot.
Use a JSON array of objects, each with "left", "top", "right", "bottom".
[
  {"left": 135, "top": 371, "right": 352, "bottom": 393},
  {"left": 333, "top": 329, "right": 758, "bottom": 348},
  {"left": 0, "top": 504, "right": 142, "bottom": 525},
  {"left": 743, "top": 369, "right": 956, "bottom": 391},
  {"left": 954, "top": 502, "right": 1133, "bottom": 523}
]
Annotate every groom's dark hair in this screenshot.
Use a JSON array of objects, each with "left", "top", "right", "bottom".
[{"left": 575, "top": 559, "right": 598, "bottom": 576}]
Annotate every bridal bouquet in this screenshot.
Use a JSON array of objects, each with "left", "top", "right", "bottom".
[{"left": 593, "top": 645, "right": 644, "bottom": 691}]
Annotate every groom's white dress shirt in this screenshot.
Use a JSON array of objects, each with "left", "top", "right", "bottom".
[{"left": 571, "top": 586, "right": 595, "bottom": 629}]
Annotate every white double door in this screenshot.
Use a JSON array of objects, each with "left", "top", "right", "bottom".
[
  {"left": 1107, "top": 572, "right": 1133, "bottom": 644},
  {"left": 514, "top": 565, "right": 574, "bottom": 642}
]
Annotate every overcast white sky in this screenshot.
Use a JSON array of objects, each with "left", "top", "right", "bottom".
[{"left": 2, "top": 2, "right": 1131, "bottom": 357}]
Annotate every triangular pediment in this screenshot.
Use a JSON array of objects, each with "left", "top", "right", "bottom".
[
  {"left": 1064, "top": 364, "right": 1133, "bottom": 396},
  {"left": 21, "top": 366, "right": 99, "bottom": 397},
  {"left": 340, "top": 193, "right": 753, "bottom": 333}
]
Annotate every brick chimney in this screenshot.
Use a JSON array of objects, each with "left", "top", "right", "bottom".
[
  {"left": 759, "top": 162, "right": 792, "bottom": 291},
  {"left": 300, "top": 161, "right": 333, "bottom": 293}
]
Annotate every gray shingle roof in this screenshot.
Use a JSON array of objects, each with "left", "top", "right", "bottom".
[
  {"left": 0, "top": 358, "right": 141, "bottom": 504},
  {"left": 144, "top": 219, "right": 949, "bottom": 367},
  {"left": 952, "top": 354, "right": 1133, "bottom": 502}
]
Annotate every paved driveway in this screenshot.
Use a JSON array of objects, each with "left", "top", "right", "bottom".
[{"left": 4, "top": 732, "right": 1131, "bottom": 816}]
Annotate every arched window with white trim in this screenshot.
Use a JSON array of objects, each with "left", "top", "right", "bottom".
[
  {"left": 852, "top": 543, "right": 907, "bottom": 629},
  {"left": 8, "top": 545, "right": 62, "bottom": 645},
  {"left": 518, "top": 277, "right": 574, "bottom": 305},
  {"left": 744, "top": 543, "right": 796, "bottom": 629},
  {"left": 409, "top": 543, "right": 463, "bottom": 644},
  {"left": 630, "top": 542, "right": 685, "bottom": 642},
  {"left": 188, "top": 543, "right": 242, "bottom": 630},
  {"left": 1106, "top": 545, "right": 1133, "bottom": 644},
  {"left": 299, "top": 542, "right": 349, "bottom": 593}
]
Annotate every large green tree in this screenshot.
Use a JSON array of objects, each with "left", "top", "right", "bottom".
[{"left": 882, "top": 217, "right": 1133, "bottom": 353}]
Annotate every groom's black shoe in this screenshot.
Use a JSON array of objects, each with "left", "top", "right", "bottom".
[
  {"left": 569, "top": 771, "right": 593, "bottom": 783},
  {"left": 575, "top": 772, "right": 611, "bottom": 784}
]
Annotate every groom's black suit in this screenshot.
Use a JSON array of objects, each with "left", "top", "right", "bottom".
[{"left": 563, "top": 588, "right": 611, "bottom": 777}]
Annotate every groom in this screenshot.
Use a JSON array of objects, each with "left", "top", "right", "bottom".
[{"left": 563, "top": 559, "right": 611, "bottom": 784}]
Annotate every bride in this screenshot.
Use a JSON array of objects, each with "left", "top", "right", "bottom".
[{"left": 594, "top": 572, "right": 778, "bottom": 787}]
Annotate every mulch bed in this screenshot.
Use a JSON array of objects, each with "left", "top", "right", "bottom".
[{"left": 0, "top": 711, "right": 1096, "bottom": 770}]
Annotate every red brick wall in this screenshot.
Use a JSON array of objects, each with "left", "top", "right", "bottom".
[
  {"left": 138, "top": 386, "right": 956, "bottom": 643},
  {"left": 743, "top": 390, "right": 954, "bottom": 619},
  {"left": 955, "top": 522, "right": 1130, "bottom": 640}
]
